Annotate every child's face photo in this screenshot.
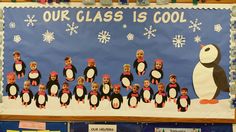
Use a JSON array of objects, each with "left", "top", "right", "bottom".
[
  {"left": 136, "top": 51, "right": 144, "bottom": 60},
  {"left": 103, "top": 77, "right": 109, "bottom": 84},
  {"left": 114, "top": 87, "right": 120, "bottom": 94},
  {"left": 155, "top": 62, "right": 162, "bottom": 69},
  {"left": 65, "top": 59, "right": 72, "bottom": 66},
  {"left": 63, "top": 84, "right": 69, "bottom": 90},
  {"left": 158, "top": 85, "right": 164, "bottom": 92},
  {"left": 170, "top": 77, "right": 176, "bottom": 83},
  {"left": 24, "top": 81, "right": 30, "bottom": 89},
  {"left": 13, "top": 54, "right": 20, "bottom": 61},
  {"left": 51, "top": 75, "right": 57, "bottom": 81},
  {"left": 30, "top": 64, "right": 37, "bottom": 70},
  {"left": 92, "top": 84, "right": 98, "bottom": 91},
  {"left": 39, "top": 86, "right": 45, "bottom": 92},
  {"left": 144, "top": 80, "right": 150, "bottom": 87},
  {"left": 7, "top": 75, "right": 15, "bottom": 84},
  {"left": 88, "top": 62, "right": 95, "bottom": 67},
  {"left": 132, "top": 86, "right": 138, "bottom": 93},
  {"left": 78, "top": 79, "right": 84, "bottom": 85},
  {"left": 124, "top": 66, "right": 130, "bottom": 72},
  {"left": 181, "top": 90, "right": 187, "bottom": 96}
]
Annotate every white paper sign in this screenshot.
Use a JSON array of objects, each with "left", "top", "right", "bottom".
[
  {"left": 88, "top": 124, "right": 117, "bottom": 132},
  {"left": 155, "top": 128, "right": 201, "bottom": 132}
]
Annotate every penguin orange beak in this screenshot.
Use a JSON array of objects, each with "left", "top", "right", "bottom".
[{"left": 200, "top": 44, "right": 205, "bottom": 49}]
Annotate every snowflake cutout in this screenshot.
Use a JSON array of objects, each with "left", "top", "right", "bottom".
[
  {"left": 123, "top": 24, "right": 127, "bottom": 29},
  {"left": 98, "top": 30, "right": 111, "bottom": 44},
  {"left": 65, "top": 22, "right": 79, "bottom": 36},
  {"left": 143, "top": 25, "right": 157, "bottom": 39},
  {"left": 172, "top": 35, "right": 186, "bottom": 48},
  {"left": 189, "top": 19, "right": 202, "bottom": 32},
  {"left": 9, "top": 22, "right": 16, "bottom": 29},
  {"left": 194, "top": 35, "right": 201, "bottom": 43},
  {"left": 42, "top": 30, "right": 55, "bottom": 44},
  {"left": 13, "top": 35, "right": 21, "bottom": 44},
  {"left": 214, "top": 24, "right": 222, "bottom": 32},
  {"left": 24, "top": 15, "right": 38, "bottom": 27},
  {"left": 127, "top": 33, "right": 134, "bottom": 41}
]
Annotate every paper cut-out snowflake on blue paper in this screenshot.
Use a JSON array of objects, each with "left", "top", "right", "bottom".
[
  {"left": 143, "top": 25, "right": 156, "bottom": 39},
  {"left": 172, "top": 35, "right": 186, "bottom": 48},
  {"left": 65, "top": 22, "right": 79, "bottom": 36},
  {"left": 189, "top": 19, "right": 202, "bottom": 32},
  {"left": 24, "top": 15, "right": 38, "bottom": 27},
  {"left": 98, "top": 30, "right": 111, "bottom": 44},
  {"left": 42, "top": 30, "right": 55, "bottom": 44}
]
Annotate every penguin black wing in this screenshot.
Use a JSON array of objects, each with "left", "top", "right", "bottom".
[
  {"left": 72, "top": 65, "right": 77, "bottom": 74},
  {"left": 213, "top": 66, "right": 229, "bottom": 92}
]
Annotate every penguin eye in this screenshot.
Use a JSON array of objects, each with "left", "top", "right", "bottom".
[{"left": 205, "top": 47, "right": 210, "bottom": 52}]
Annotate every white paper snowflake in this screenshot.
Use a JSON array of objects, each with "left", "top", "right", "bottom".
[
  {"left": 189, "top": 19, "right": 202, "bottom": 32},
  {"left": 194, "top": 35, "right": 201, "bottom": 43},
  {"left": 13, "top": 35, "right": 21, "bottom": 44},
  {"left": 172, "top": 35, "right": 186, "bottom": 48},
  {"left": 143, "top": 25, "right": 157, "bottom": 39},
  {"left": 98, "top": 30, "right": 111, "bottom": 44},
  {"left": 24, "top": 15, "right": 38, "bottom": 27},
  {"left": 214, "top": 24, "right": 222, "bottom": 32},
  {"left": 65, "top": 22, "right": 79, "bottom": 36},
  {"left": 123, "top": 24, "right": 127, "bottom": 29},
  {"left": 42, "top": 30, "right": 55, "bottom": 44},
  {"left": 9, "top": 22, "right": 16, "bottom": 29},
  {"left": 127, "top": 33, "right": 134, "bottom": 41}
]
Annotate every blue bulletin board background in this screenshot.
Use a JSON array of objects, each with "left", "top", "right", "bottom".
[{"left": 3, "top": 8, "right": 230, "bottom": 99}]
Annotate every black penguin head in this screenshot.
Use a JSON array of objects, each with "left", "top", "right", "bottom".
[{"left": 199, "top": 44, "right": 221, "bottom": 67}]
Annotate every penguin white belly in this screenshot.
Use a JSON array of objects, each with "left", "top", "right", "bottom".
[
  {"left": 76, "top": 88, "right": 84, "bottom": 97},
  {"left": 29, "top": 73, "right": 39, "bottom": 79},
  {"left": 91, "top": 95, "right": 98, "bottom": 105},
  {"left": 38, "top": 95, "right": 45, "bottom": 104},
  {"left": 66, "top": 69, "right": 73, "bottom": 79},
  {"left": 137, "top": 63, "right": 145, "bottom": 72},
  {"left": 151, "top": 70, "right": 161, "bottom": 79},
  {"left": 193, "top": 62, "right": 217, "bottom": 99},
  {"left": 9, "top": 86, "right": 17, "bottom": 95},
  {"left": 15, "top": 64, "right": 22, "bottom": 71},
  {"left": 169, "top": 89, "right": 177, "bottom": 98},
  {"left": 87, "top": 69, "right": 95, "bottom": 78},
  {"left": 130, "top": 97, "right": 137, "bottom": 107},
  {"left": 23, "top": 93, "right": 30, "bottom": 102},
  {"left": 121, "top": 77, "right": 130, "bottom": 87},
  {"left": 61, "top": 93, "right": 69, "bottom": 103},
  {"left": 51, "top": 85, "right": 58, "bottom": 94},
  {"left": 103, "top": 84, "right": 110, "bottom": 94},
  {"left": 155, "top": 94, "right": 163, "bottom": 104},
  {"left": 143, "top": 90, "right": 150, "bottom": 99},
  {"left": 180, "top": 98, "right": 188, "bottom": 107},
  {"left": 113, "top": 98, "right": 120, "bottom": 107}
]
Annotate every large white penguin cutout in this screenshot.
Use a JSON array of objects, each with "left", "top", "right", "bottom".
[{"left": 192, "top": 44, "right": 229, "bottom": 104}]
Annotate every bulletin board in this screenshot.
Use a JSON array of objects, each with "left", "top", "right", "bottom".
[{"left": 0, "top": 3, "right": 235, "bottom": 123}]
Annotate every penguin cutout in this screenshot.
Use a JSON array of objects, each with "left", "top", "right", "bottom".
[
  {"left": 177, "top": 88, "right": 191, "bottom": 112},
  {"left": 192, "top": 44, "right": 229, "bottom": 104},
  {"left": 154, "top": 83, "right": 167, "bottom": 108},
  {"left": 88, "top": 82, "right": 101, "bottom": 110},
  {"left": 149, "top": 59, "right": 164, "bottom": 85},
  {"left": 63, "top": 56, "right": 77, "bottom": 82},
  {"left": 12, "top": 51, "right": 26, "bottom": 79},
  {"left": 84, "top": 58, "right": 97, "bottom": 83},
  {"left": 73, "top": 76, "right": 87, "bottom": 104},
  {"left": 133, "top": 49, "right": 147, "bottom": 76},
  {"left": 110, "top": 84, "right": 123, "bottom": 109},
  {"left": 34, "top": 84, "right": 48, "bottom": 109},
  {"left": 46, "top": 71, "right": 60, "bottom": 97},
  {"left": 100, "top": 74, "right": 112, "bottom": 101},
  {"left": 5, "top": 72, "right": 19, "bottom": 99},
  {"left": 120, "top": 64, "right": 134, "bottom": 90},
  {"left": 140, "top": 79, "right": 153, "bottom": 103},
  {"left": 58, "top": 82, "right": 72, "bottom": 108},
  {"left": 127, "top": 84, "right": 140, "bottom": 108},
  {"left": 166, "top": 74, "right": 180, "bottom": 103},
  {"left": 20, "top": 80, "right": 33, "bottom": 107},
  {"left": 28, "top": 61, "right": 41, "bottom": 86}
]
